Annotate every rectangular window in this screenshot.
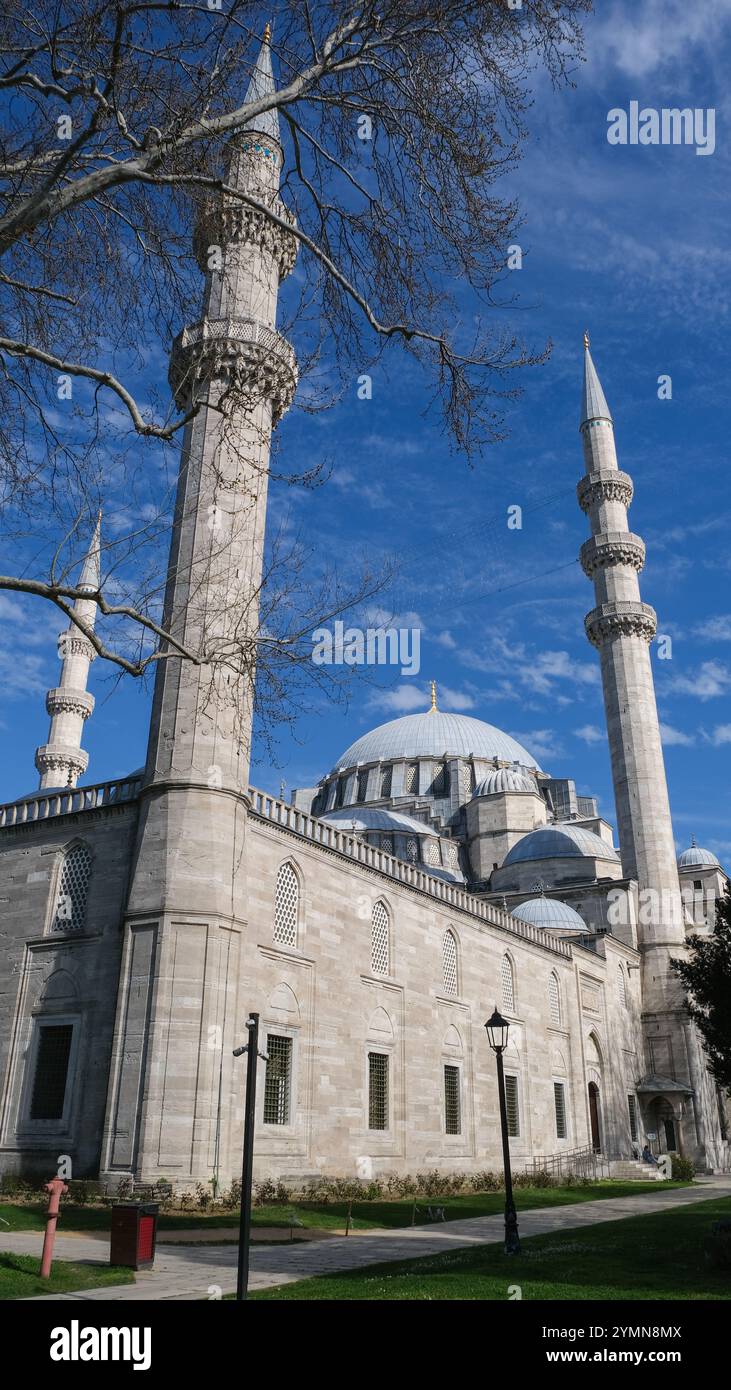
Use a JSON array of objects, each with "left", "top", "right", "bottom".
[
  {"left": 368, "top": 1052, "right": 389, "bottom": 1130},
  {"left": 30, "top": 1024, "right": 73, "bottom": 1121},
  {"left": 357, "top": 770, "right": 369, "bottom": 802},
  {"left": 263, "top": 1034, "right": 292, "bottom": 1125},
  {"left": 628, "top": 1093, "right": 638, "bottom": 1143},
  {"left": 554, "top": 1081, "right": 567, "bottom": 1140},
  {"left": 444, "top": 1065, "right": 461, "bottom": 1135},
  {"left": 505, "top": 1073, "right": 520, "bottom": 1137}
]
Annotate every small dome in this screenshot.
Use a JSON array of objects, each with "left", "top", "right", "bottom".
[
  {"left": 512, "top": 897, "right": 587, "bottom": 935},
  {"left": 677, "top": 844, "right": 720, "bottom": 869},
  {"left": 320, "top": 807, "right": 438, "bottom": 836},
  {"left": 473, "top": 769, "right": 538, "bottom": 797},
  {"left": 331, "top": 710, "right": 542, "bottom": 773},
  {"left": 503, "top": 824, "right": 619, "bottom": 866}
]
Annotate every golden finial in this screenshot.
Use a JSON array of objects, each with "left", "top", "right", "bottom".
[
  {"left": 430, "top": 680, "right": 438, "bottom": 713},
  {"left": 583, "top": 330, "right": 590, "bottom": 350},
  {"left": 263, "top": 21, "right": 271, "bottom": 42}
]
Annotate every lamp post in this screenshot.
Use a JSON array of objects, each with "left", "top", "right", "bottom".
[
  {"left": 232, "top": 1012, "right": 263, "bottom": 1301},
  {"left": 485, "top": 1007, "right": 521, "bottom": 1255}
]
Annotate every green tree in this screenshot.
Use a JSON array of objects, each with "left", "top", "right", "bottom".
[{"left": 673, "top": 881, "right": 731, "bottom": 1091}]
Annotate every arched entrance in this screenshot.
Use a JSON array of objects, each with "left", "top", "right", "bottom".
[
  {"left": 648, "top": 1096, "right": 678, "bottom": 1153},
  {"left": 588, "top": 1081, "right": 601, "bottom": 1152}
]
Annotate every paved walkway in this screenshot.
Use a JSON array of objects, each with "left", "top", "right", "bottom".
[{"left": 7, "top": 1177, "right": 730, "bottom": 1302}]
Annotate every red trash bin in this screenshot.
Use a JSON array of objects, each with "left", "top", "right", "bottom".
[{"left": 110, "top": 1201, "right": 159, "bottom": 1269}]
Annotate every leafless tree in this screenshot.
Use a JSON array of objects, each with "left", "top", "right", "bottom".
[{"left": 0, "top": 0, "right": 589, "bottom": 740}]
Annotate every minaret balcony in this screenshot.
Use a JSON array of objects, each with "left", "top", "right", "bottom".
[
  {"left": 169, "top": 315, "right": 298, "bottom": 423},
  {"left": 58, "top": 630, "right": 97, "bottom": 662},
  {"left": 577, "top": 469, "right": 634, "bottom": 513},
  {"left": 585, "top": 600, "right": 657, "bottom": 648},
  {"left": 193, "top": 196, "right": 298, "bottom": 282},
  {"left": 35, "top": 744, "right": 89, "bottom": 778},
  {"left": 45, "top": 688, "right": 95, "bottom": 720},
  {"left": 580, "top": 531, "right": 645, "bottom": 578}
]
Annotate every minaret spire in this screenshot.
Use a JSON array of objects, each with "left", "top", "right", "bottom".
[{"left": 35, "top": 513, "right": 101, "bottom": 789}]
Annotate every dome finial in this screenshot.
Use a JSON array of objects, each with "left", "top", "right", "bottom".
[
  {"left": 583, "top": 329, "right": 590, "bottom": 350},
  {"left": 263, "top": 21, "right": 271, "bottom": 42},
  {"left": 430, "top": 679, "right": 438, "bottom": 713},
  {"left": 691, "top": 833, "right": 697, "bottom": 848}
]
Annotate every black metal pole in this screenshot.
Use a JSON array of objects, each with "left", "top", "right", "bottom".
[
  {"left": 495, "top": 1047, "right": 520, "bottom": 1255},
  {"left": 236, "top": 1012, "right": 259, "bottom": 1301}
]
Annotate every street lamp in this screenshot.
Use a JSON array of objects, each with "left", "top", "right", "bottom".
[{"left": 485, "top": 1007, "right": 521, "bottom": 1255}]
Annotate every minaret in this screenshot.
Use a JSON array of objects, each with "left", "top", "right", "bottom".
[
  {"left": 577, "top": 338, "right": 721, "bottom": 1165},
  {"left": 101, "top": 33, "right": 298, "bottom": 1186},
  {"left": 35, "top": 513, "right": 101, "bottom": 789}
]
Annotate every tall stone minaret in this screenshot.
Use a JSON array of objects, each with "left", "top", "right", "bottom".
[
  {"left": 101, "top": 33, "right": 298, "bottom": 1186},
  {"left": 35, "top": 513, "right": 101, "bottom": 789},
  {"left": 577, "top": 337, "right": 720, "bottom": 1166}
]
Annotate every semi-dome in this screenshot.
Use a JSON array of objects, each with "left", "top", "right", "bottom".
[
  {"left": 512, "top": 897, "right": 587, "bottom": 935},
  {"left": 332, "top": 711, "right": 541, "bottom": 773},
  {"left": 320, "top": 806, "right": 438, "bottom": 836},
  {"left": 503, "top": 824, "right": 619, "bottom": 865},
  {"left": 677, "top": 843, "right": 720, "bottom": 869},
  {"left": 473, "top": 768, "right": 538, "bottom": 797}
]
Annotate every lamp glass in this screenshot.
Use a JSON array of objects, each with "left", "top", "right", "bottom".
[{"left": 485, "top": 1009, "right": 510, "bottom": 1052}]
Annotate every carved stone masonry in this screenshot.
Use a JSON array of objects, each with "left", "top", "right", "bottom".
[
  {"left": 577, "top": 469, "right": 634, "bottom": 513},
  {"left": 584, "top": 600, "right": 657, "bottom": 648},
  {"left": 580, "top": 531, "right": 646, "bottom": 578},
  {"left": 45, "top": 689, "right": 95, "bottom": 721},
  {"left": 194, "top": 197, "right": 298, "bottom": 283},
  {"left": 169, "top": 315, "right": 298, "bottom": 422}
]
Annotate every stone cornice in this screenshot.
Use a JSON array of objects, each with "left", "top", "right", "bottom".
[
  {"left": 35, "top": 744, "right": 89, "bottom": 776},
  {"left": 58, "top": 632, "right": 97, "bottom": 662},
  {"left": 45, "top": 688, "right": 95, "bottom": 720},
  {"left": 169, "top": 314, "right": 297, "bottom": 424},
  {"left": 577, "top": 469, "right": 634, "bottom": 513},
  {"left": 585, "top": 600, "right": 657, "bottom": 648},
  {"left": 194, "top": 197, "right": 298, "bottom": 282},
  {"left": 580, "top": 531, "right": 646, "bottom": 578}
]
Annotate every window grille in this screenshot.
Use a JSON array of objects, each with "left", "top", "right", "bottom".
[
  {"left": 273, "top": 862, "right": 298, "bottom": 946},
  {"left": 549, "top": 972, "right": 561, "bottom": 1026},
  {"left": 618, "top": 965, "right": 627, "bottom": 1009},
  {"left": 30, "top": 1024, "right": 73, "bottom": 1120},
  {"left": 335, "top": 777, "right": 345, "bottom": 807},
  {"left": 432, "top": 762, "right": 450, "bottom": 796},
  {"left": 368, "top": 1052, "right": 389, "bottom": 1130},
  {"left": 554, "top": 1082, "right": 567, "bottom": 1139},
  {"left": 628, "top": 1093, "right": 638, "bottom": 1143},
  {"left": 357, "top": 770, "right": 369, "bottom": 803},
  {"left": 263, "top": 1034, "right": 292, "bottom": 1124},
  {"left": 426, "top": 841, "right": 440, "bottom": 866},
  {"left": 505, "top": 1074, "right": 520, "bottom": 1137},
  {"left": 444, "top": 1065, "right": 461, "bottom": 1135},
  {"left": 443, "top": 931, "right": 458, "bottom": 996},
  {"left": 460, "top": 763, "right": 474, "bottom": 799},
  {"left": 379, "top": 834, "right": 393, "bottom": 854},
  {"left": 406, "top": 837, "right": 418, "bottom": 862},
  {"left": 380, "top": 765, "right": 392, "bottom": 797},
  {"left": 52, "top": 844, "right": 91, "bottom": 932},
  {"left": 405, "top": 763, "right": 418, "bottom": 794},
  {"left": 371, "top": 902, "right": 390, "bottom": 976},
  {"left": 501, "top": 955, "right": 515, "bottom": 1014}
]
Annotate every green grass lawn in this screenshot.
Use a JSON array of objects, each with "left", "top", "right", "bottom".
[
  {"left": 0, "top": 1179, "right": 688, "bottom": 1237},
  {"left": 0, "top": 1252, "right": 135, "bottom": 1300},
  {"left": 248, "top": 1195, "right": 731, "bottom": 1301}
]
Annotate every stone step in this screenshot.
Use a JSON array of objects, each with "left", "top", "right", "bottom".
[{"left": 609, "top": 1160, "right": 665, "bottom": 1181}]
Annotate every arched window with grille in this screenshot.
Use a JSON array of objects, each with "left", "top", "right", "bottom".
[
  {"left": 274, "top": 862, "right": 299, "bottom": 947},
  {"left": 501, "top": 954, "right": 516, "bottom": 1014},
  {"left": 442, "top": 929, "right": 458, "bottom": 997},
  {"left": 618, "top": 964, "right": 627, "bottom": 1009},
  {"left": 52, "top": 842, "right": 91, "bottom": 933},
  {"left": 371, "top": 901, "right": 390, "bottom": 976},
  {"left": 549, "top": 971, "right": 561, "bottom": 1027}
]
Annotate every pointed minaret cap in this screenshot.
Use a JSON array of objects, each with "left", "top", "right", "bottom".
[
  {"left": 78, "top": 511, "right": 101, "bottom": 593},
  {"left": 242, "top": 26, "right": 280, "bottom": 145},
  {"left": 580, "top": 332, "right": 613, "bottom": 429}
]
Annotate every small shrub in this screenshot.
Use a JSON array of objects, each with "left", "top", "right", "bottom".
[
  {"left": 253, "top": 1178, "right": 279, "bottom": 1207},
  {"left": 671, "top": 1154, "right": 695, "bottom": 1182},
  {"left": 221, "top": 1180, "right": 241, "bottom": 1210},
  {"left": 469, "top": 1170, "right": 502, "bottom": 1192}
]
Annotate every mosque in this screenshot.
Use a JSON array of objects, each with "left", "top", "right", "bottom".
[{"left": 0, "top": 35, "right": 727, "bottom": 1188}]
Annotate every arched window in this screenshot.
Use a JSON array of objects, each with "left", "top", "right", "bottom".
[
  {"left": 432, "top": 762, "right": 450, "bottom": 796},
  {"left": 380, "top": 765, "right": 392, "bottom": 798},
  {"left": 618, "top": 964, "right": 627, "bottom": 1009},
  {"left": 371, "top": 901, "right": 390, "bottom": 976},
  {"left": 405, "top": 763, "right": 418, "bottom": 794},
  {"left": 501, "top": 954, "right": 516, "bottom": 1014},
  {"left": 52, "top": 843, "right": 91, "bottom": 933},
  {"left": 442, "top": 930, "right": 458, "bottom": 996},
  {"left": 274, "top": 862, "right": 299, "bottom": 947},
  {"left": 549, "top": 971, "right": 561, "bottom": 1026}
]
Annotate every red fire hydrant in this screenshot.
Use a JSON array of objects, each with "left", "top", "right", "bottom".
[{"left": 40, "top": 1177, "right": 68, "bottom": 1279}]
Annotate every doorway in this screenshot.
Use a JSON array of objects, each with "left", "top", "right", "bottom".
[{"left": 588, "top": 1081, "right": 601, "bottom": 1152}]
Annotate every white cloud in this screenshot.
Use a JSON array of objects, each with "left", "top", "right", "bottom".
[
  {"left": 659, "top": 722, "right": 695, "bottom": 747},
  {"left": 592, "top": 0, "right": 731, "bottom": 78},
  {"left": 433, "top": 630, "right": 457, "bottom": 650},
  {"left": 697, "top": 615, "right": 731, "bottom": 643},
  {"left": 666, "top": 661, "right": 731, "bottom": 701},
  {"left": 366, "top": 683, "right": 474, "bottom": 716},
  {"left": 509, "top": 728, "right": 562, "bottom": 766},
  {"left": 707, "top": 724, "right": 731, "bottom": 746},
  {"left": 575, "top": 724, "right": 605, "bottom": 744}
]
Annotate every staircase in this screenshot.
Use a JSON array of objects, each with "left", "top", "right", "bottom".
[{"left": 609, "top": 1159, "right": 666, "bottom": 1181}]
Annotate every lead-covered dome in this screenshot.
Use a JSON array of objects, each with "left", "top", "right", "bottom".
[
  {"left": 677, "top": 844, "right": 720, "bottom": 869},
  {"left": 332, "top": 711, "right": 541, "bottom": 773},
  {"left": 503, "top": 824, "right": 619, "bottom": 865},
  {"left": 473, "top": 768, "right": 538, "bottom": 797},
  {"left": 512, "top": 897, "right": 587, "bottom": 934}
]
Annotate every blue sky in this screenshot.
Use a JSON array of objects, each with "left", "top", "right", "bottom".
[{"left": 2, "top": 0, "right": 730, "bottom": 863}]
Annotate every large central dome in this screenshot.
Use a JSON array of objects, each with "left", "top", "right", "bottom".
[{"left": 332, "top": 711, "right": 541, "bottom": 772}]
